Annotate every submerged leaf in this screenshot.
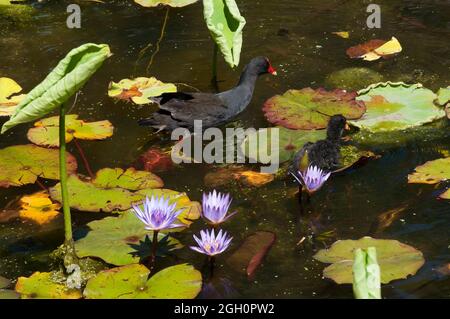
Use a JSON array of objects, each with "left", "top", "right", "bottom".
[
  {"left": 263, "top": 88, "right": 366, "bottom": 130},
  {"left": 84, "top": 264, "right": 202, "bottom": 299},
  {"left": 325, "top": 67, "right": 384, "bottom": 92},
  {"left": 19, "top": 191, "right": 60, "bottom": 225},
  {"left": 313, "top": 237, "right": 424, "bottom": 284},
  {"left": 27, "top": 114, "right": 114, "bottom": 147},
  {"left": 0, "top": 77, "right": 26, "bottom": 116},
  {"left": 204, "top": 166, "right": 274, "bottom": 188},
  {"left": 0, "top": 144, "right": 77, "bottom": 188},
  {"left": 108, "top": 77, "right": 177, "bottom": 105},
  {"left": 134, "top": 0, "right": 198, "bottom": 7},
  {"left": 15, "top": 272, "right": 82, "bottom": 299},
  {"left": 138, "top": 148, "right": 174, "bottom": 173},
  {"left": 203, "top": 0, "right": 246, "bottom": 68},
  {"left": 1, "top": 43, "right": 111, "bottom": 133},
  {"left": 351, "top": 82, "right": 444, "bottom": 132}
]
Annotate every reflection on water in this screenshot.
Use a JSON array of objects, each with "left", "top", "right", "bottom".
[{"left": 0, "top": 0, "right": 449, "bottom": 298}]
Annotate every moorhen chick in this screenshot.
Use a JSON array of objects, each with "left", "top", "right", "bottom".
[
  {"left": 138, "top": 56, "right": 277, "bottom": 131},
  {"left": 290, "top": 114, "right": 350, "bottom": 175}
]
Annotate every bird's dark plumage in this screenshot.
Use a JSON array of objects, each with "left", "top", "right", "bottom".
[{"left": 138, "top": 56, "right": 276, "bottom": 131}]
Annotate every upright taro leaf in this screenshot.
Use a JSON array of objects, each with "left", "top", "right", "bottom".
[
  {"left": 0, "top": 43, "right": 111, "bottom": 267},
  {"left": 353, "top": 247, "right": 381, "bottom": 299},
  {"left": 203, "top": 0, "right": 246, "bottom": 68}
]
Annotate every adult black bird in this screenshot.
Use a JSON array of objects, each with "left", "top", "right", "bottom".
[
  {"left": 290, "top": 114, "right": 350, "bottom": 175},
  {"left": 138, "top": 56, "right": 277, "bottom": 131}
]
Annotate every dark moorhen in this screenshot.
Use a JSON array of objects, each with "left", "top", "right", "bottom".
[
  {"left": 290, "top": 114, "right": 350, "bottom": 175},
  {"left": 138, "top": 56, "right": 277, "bottom": 131}
]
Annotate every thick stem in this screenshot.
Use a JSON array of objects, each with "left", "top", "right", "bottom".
[
  {"left": 150, "top": 230, "right": 159, "bottom": 270},
  {"left": 73, "top": 139, "right": 94, "bottom": 179},
  {"left": 211, "top": 43, "right": 219, "bottom": 92},
  {"left": 59, "top": 104, "right": 73, "bottom": 244}
]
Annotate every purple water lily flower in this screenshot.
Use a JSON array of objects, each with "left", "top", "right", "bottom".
[
  {"left": 202, "top": 190, "right": 236, "bottom": 226},
  {"left": 291, "top": 165, "right": 331, "bottom": 194},
  {"left": 190, "top": 229, "right": 233, "bottom": 256},
  {"left": 132, "top": 196, "right": 184, "bottom": 231}
]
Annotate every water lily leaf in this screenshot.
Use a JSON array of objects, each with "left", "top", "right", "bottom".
[
  {"left": 263, "top": 88, "right": 366, "bottom": 130},
  {"left": 0, "top": 77, "right": 26, "bottom": 116},
  {"left": 19, "top": 191, "right": 60, "bottom": 225},
  {"left": 436, "top": 87, "right": 450, "bottom": 106},
  {"left": 227, "top": 231, "right": 276, "bottom": 279},
  {"left": 15, "top": 272, "right": 82, "bottom": 299},
  {"left": 351, "top": 82, "right": 444, "bottom": 132},
  {"left": 313, "top": 236, "right": 425, "bottom": 284},
  {"left": 408, "top": 158, "right": 450, "bottom": 185},
  {"left": 75, "top": 211, "right": 183, "bottom": 266},
  {"left": 203, "top": 0, "right": 246, "bottom": 68},
  {"left": 332, "top": 31, "right": 349, "bottom": 39},
  {"left": 134, "top": 0, "right": 198, "bottom": 7},
  {"left": 84, "top": 263, "right": 202, "bottom": 299},
  {"left": 108, "top": 77, "right": 177, "bottom": 105},
  {"left": 1, "top": 43, "right": 111, "bottom": 134},
  {"left": 93, "top": 167, "right": 163, "bottom": 190},
  {"left": 27, "top": 114, "right": 114, "bottom": 147},
  {"left": 346, "top": 37, "right": 402, "bottom": 61},
  {"left": 0, "top": 144, "right": 77, "bottom": 188}
]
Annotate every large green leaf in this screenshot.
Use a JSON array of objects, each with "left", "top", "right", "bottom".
[
  {"left": 408, "top": 157, "right": 450, "bottom": 185},
  {"left": 15, "top": 272, "right": 82, "bottom": 299},
  {"left": 134, "top": 0, "right": 198, "bottom": 7},
  {"left": 350, "top": 82, "right": 444, "bottom": 132},
  {"left": 352, "top": 247, "right": 381, "bottom": 299},
  {"left": 203, "top": 0, "right": 246, "bottom": 68},
  {"left": 1, "top": 43, "right": 111, "bottom": 133},
  {"left": 0, "top": 144, "right": 77, "bottom": 188},
  {"left": 313, "top": 237, "right": 424, "bottom": 284},
  {"left": 83, "top": 264, "right": 202, "bottom": 299},
  {"left": 75, "top": 211, "right": 183, "bottom": 266},
  {"left": 263, "top": 88, "right": 366, "bottom": 130}
]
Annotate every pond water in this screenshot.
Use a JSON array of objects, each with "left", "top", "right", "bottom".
[{"left": 0, "top": 0, "right": 449, "bottom": 298}]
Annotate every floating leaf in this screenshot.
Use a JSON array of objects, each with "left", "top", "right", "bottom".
[
  {"left": 352, "top": 247, "right": 381, "bottom": 299},
  {"left": 0, "top": 77, "right": 26, "bottom": 116},
  {"left": 263, "top": 88, "right": 366, "bottom": 130},
  {"left": 19, "top": 191, "right": 60, "bottom": 225},
  {"left": 134, "top": 0, "right": 198, "bottom": 7},
  {"left": 0, "top": 144, "right": 77, "bottom": 188},
  {"left": 351, "top": 82, "right": 444, "bottom": 132},
  {"left": 313, "top": 237, "right": 425, "bottom": 284},
  {"left": 408, "top": 158, "right": 450, "bottom": 185},
  {"left": 346, "top": 37, "right": 402, "bottom": 61},
  {"left": 436, "top": 87, "right": 450, "bottom": 106},
  {"left": 203, "top": 0, "right": 246, "bottom": 68},
  {"left": 15, "top": 272, "right": 82, "bottom": 299},
  {"left": 93, "top": 167, "right": 163, "bottom": 191},
  {"left": 83, "top": 264, "right": 202, "bottom": 299},
  {"left": 27, "top": 115, "right": 114, "bottom": 147},
  {"left": 108, "top": 77, "right": 177, "bottom": 105},
  {"left": 332, "top": 31, "right": 349, "bottom": 39},
  {"left": 227, "top": 231, "right": 276, "bottom": 279},
  {"left": 1, "top": 43, "right": 111, "bottom": 134},
  {"left": 75, "top": 211, "right": 183, "bottom": 266}
]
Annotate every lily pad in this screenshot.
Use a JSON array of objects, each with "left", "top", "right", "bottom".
[
  {"left": 19, "top": 191, "right": 60, "bottom": 225},
  {"left": 325, "top": 68, "right": 384, "bottom": 92},
  {"left": 93, "top": 167, "right": 163, "bottom": 190},
  {"left": 263, "top": 88, "right": 366, "bottom": 130},
  {"left": 83, "top": 264, "right": 202, "bottom": 299},
  {"left": 313, "top": 237, "right": 425, "bottom": 284},
  {"left": 27, "top": 114, "right": 114, "bottom": 147},
  {"left": 108, "top": 77, "right": 177, "bottom": 105},
  {"left": 0, "top": 77, "right": 26, "bottom": 116},
  {"left": 436, "top": 87, "right": 450, "bottom": 106},
  {"left": 203, "top": 0, "right": 246, "bottom": 68},
  {"left": 351, "top": 82, "right": 444, "bottom": 132},
  {"left": 408, "top": 158, "right": 450, "bottom": 185},
  {"left": 0, "top": 144, "right": 77, "bottom": 188},
  {"left": 75, "top": 211, "right": 183, "bottom": 266},
  {"left": 15, "top": 272, "right": 82, "bottom": 299},
  {"left": 134, "top": 0, "right": 198, "bottom": 7}
]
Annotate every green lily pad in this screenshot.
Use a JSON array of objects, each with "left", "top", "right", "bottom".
[
  {"left": 408, "top": 157, "right": 450, "bottom": 185},
  {"left": 325, "top": 68, "right": 384, "bottom": 92},
  {"left": 0, "top": 144, "right": 77, "bottom": 188},
  {"left": 108, "top": 77, "right": 177, "bottom": 105},
  {"left": 75, "top": 211, "right": 183, "bottom": 266},
  {"left": 351, "top": 82, "right": 444, "bottom": 132},
  {"left": 15, "top": 272, "right": 82, "bottom": 299},
  {"left": 263, "top": 88, "right": 366, "bottom": 130},
  {"left": 203, "top": 0, "right": 246, "bottom": 68},
  {"left": 436, "top": 87, "right": 450, "bottom": 106},
  {"left": 27, "top": 115, "right": 114, "bottom": 147},
  {"left": 134, "top": 0, "right": 198, "bottom": 7},
  {"left": 0, "top": 77, "right": 26, "bottom": 116},
  {"left": 313, "top": 237, "right": 425, "bottom": 284},
  {"left": 93, "top": 167, "right": 163, "bottom": 190},
  {"left": 84, "top": 264, "right": 202, "bottom": 299}
]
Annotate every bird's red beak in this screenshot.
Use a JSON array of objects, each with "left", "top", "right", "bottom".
[{"left": 267, "top": 60, "right": 277, "bottom": 75}]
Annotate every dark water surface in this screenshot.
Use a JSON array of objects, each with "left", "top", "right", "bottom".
[{"left": 0, "top": 0, "right": 449, "bottom": 298}]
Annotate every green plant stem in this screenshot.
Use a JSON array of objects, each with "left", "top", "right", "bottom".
[
  {"left": 150, "top": 230, "right": 159, "bottom": 270},
  {"left": 59, "top": 103, "right": 73, "bottom": 244}
]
